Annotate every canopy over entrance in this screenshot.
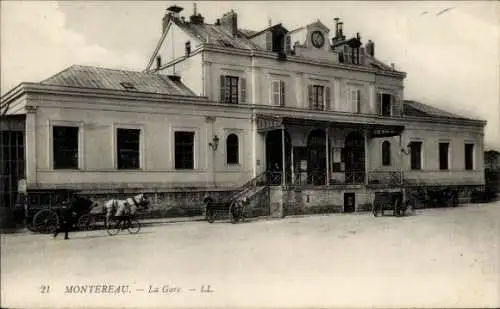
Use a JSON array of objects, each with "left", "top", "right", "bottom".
[{"left": 256, "top": 115, "right": 405, "bottom": 138}]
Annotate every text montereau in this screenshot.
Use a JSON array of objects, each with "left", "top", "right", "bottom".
[{"left": 65, "top": 285, "right": 130, "bottom": 294}]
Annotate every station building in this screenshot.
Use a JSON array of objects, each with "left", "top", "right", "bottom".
[{"left": 0, "top": 6, "right": 486, "bottom": 218}]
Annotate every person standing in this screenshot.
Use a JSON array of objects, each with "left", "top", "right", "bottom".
[{"left": 53, "top": 198, "right": 75, "bottom": 240}]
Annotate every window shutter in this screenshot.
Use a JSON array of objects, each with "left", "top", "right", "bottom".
[
  {"left": 280, "top": 80, "right": 285, "bottom": 106},
  {"left": 356, "top": 89, "right": 361, "bottom": 113},
  {"left": 392, "top": 94, "right": 401, "bottom": 116},
  {"left": 271, "top": 80, "right": 279, "bottom": 105},
  {"left": 325, "top": 86, "right": 331, "bottom": 110},
  {"left": 240, "top": 77, "right": 247, "bottom": 104},
  {"left": 308, "top": 85, "right": 313, "bottom": 109},
  {"left": 376, "top": 92, "right": 382, "bottom": 115},
  {"left": 220, "top": 75, "right": 226, "bottom": 102},
  {"left": 285, "top": 36, "right": 291, "bottom": 53},
  {"left": 266, "top": 31, "right": 273, "bottom": 51}
]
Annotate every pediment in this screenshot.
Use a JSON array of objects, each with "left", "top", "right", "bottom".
[{"left": 306, "top": 20, "right": 330, "bottom": 33}]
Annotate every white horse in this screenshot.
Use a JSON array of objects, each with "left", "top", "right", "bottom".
[{"left": 97, "top": 193, "right": 150, "bottom": 227}]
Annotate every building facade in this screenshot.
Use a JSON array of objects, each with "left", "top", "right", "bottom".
[{"left": 0, "top": 6, "right": 487, "bottom": 219}]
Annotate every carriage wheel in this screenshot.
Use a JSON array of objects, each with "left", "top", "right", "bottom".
[
  {"left": 33, "top": 209, "right": 59, "bottom": 234},
  {"left": 77, "top": 214, "right": 94, "bottom": 231},
  {"left": 127, "top": 219, "right": 141, "bottom": 234},
  {"left": 106, "top": 217, "right": 121, "bottom": 236}
]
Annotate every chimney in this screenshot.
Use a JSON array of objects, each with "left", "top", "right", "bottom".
[
  {"left": 334, "top": 17, "right": 340, "bottom": 38},
  {"left": 189, "top": 3, "right": 205, "bottom": 24},
  {"left": 366, "top": 39, "right": 375, "bottom": 57},
  {"left": 338, "top": 22, "right": 344, "bottom": 39},
  {"left": 163, "top": 5, "right": 184, "bottom": 32},
  {"left": 220, "top": 10, "right": 238, "bottom": 36},
  {"left": 391, "top": 63, "right": 395, "bottom": 70}
]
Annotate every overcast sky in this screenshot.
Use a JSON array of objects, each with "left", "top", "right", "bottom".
[{"left": 1, "top": 1, "right": 499, "bottom": 150}]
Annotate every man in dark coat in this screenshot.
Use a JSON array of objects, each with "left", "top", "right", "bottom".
[{"left": 53, "top": 196, "right": 76, "bottom": 240}]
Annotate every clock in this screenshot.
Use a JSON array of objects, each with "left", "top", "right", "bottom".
[{"left": 311, "top": 31, "right": 325, "bottom": 48}]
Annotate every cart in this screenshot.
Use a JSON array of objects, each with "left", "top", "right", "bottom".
[
  {"left": 22, "top": 189, "right": 94, "bottom": 233},
  {"left": 372, "top": 191, "right": 407, "bottom": 217}
]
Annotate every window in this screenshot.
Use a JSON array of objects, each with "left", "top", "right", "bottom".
[
  {"left": 272, "top": 32, "right": 285, "bottom": 52},
  {"left": 120, "top": 82, "right": 136, "bottom": 91},
  {"left": 308, "top": 85, "right": 324, "bottom": 110},
  {"left": 272, "top": 80, "right": 285, "bottom": 106},
  {"left": 465, "top": 143, "right": 474, "bottom": 170},
  {"left": 53, "top": 126, "right": 79, "bottom": 169},
  {"left": 220, "top": 75, "right": 239, "bottom": 104},
  {"left": 379, "top": 93, "right": 393, "bottom": 116},
  {"left": 410, "top": 141, "right": 422, "bottom": 170},
  {"left": 226, "top": 134, "right": 239, "bottom": 164},
  {"left": 185, "top": 41, "right": 191, "bottom": 56},
  {"left": 439, "top": 142, "right": 450, "bottom": 170},
  {"left": 175, "top": 131, "right": 194, "bottom": 169},
  {"left": 382, "top": 141, "right": 391, "bottom": 166},
  {"left": 117, "top": 128, "right": 140, "bottom": 169},
  {"left": 350, "top": 88, "right": 361, "bottom": 113}
]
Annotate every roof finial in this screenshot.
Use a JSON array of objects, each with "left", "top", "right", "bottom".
[
  {"left": 193, "top": 3, "right": 197, "bottom": 15},
  {"left": 268, "top": 17, "right": 272, "bottom": 27}
]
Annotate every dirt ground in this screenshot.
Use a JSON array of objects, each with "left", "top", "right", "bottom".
[{"left": 1, "top": 202, "right": 499, "bottom": 308}]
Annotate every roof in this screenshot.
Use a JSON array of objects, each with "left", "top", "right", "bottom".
[
  {"left": 403, "top": 100, "right": 480, "bottom": 121},
  {"left": 41, "top": 65, "right": 195, "bottom": 96},
  {"left": 173, "top": 19, "right": 263, "bottom": 50}
]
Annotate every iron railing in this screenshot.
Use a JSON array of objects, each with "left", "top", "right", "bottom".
[{"left": 367, "top": 171, "right": 403, "bottom": 186}]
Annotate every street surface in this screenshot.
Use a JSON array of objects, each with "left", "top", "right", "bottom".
[{"left": 2, "top": 202, "right": 499, "bottom": 308}]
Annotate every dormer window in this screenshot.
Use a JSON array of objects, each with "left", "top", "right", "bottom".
[
  {"left": 185, "top": 41, "right": 191, "bottom": 56},
  {"left": 272, "top": 32, "right": 285, "bottom": 52},
  {"left": 120, "top": 82, "right": 136, "bottom": 91}
]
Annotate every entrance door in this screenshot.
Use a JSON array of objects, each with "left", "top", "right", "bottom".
[
  {"left": 265, "top": 130, "right": 291, "bottom": 184},
  {"left": 344, "top": 131, "right": 365, "bottom": 184},
  {"left": 307, "top": 129, "right": 327, "bottom": 185},
  {"left": 344, "top": 192, "right": 355, "bottom": 213}
]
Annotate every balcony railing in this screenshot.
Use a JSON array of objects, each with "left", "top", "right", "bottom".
[
  {"left": 261, "top": 170, "right": 402, "bottom": 187},
  {"left": 367, "top": 171, "right": 403, "bottom": 186}
]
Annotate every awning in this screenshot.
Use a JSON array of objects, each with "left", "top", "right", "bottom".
[{"left": 256, "top": 114, "right": 405, "bottom": 137}]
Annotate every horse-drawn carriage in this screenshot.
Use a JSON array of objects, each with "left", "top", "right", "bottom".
[
  {"left": 202, "top": 195, "right": 246, "bottom": 223},
  {"left": 372, "top": 191, "right": 408, "bottom": 217},
  {"left": 21, "top": 189, "right": 96, "bottom": 233},
  {"left": 76, "top": 193, "right": 150, "bottom": 235}
]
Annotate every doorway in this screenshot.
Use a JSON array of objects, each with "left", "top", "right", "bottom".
[
  {"left": 344, "top": 131, "right": 365, "bottom": 184},
  {"left": 344, "top": 192, "right": 355, "bottom": 213},
  {"left": 265, "top": 129, "right": 291, "bottom": 184}
]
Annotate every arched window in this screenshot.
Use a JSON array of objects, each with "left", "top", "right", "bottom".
[
  {"left": 226, "top": 134, "right": 239, "bottom": 164},
  {"left": 382, "top": 141, "right": 391, "bottom": 166}
]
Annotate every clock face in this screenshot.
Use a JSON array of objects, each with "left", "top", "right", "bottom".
[{"left": 311, "top": 31, "right": 325, "bottom": 48}]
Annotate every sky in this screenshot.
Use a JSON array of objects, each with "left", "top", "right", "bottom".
[{"left": 1, "top": 1, "right": 499, "bottom": 150}]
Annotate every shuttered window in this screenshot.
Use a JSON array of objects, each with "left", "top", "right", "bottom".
[
  {"left": 220, "top": 75, "right": 239, "bottom": 104},
  {"left": 308, "top": 85, "right": 325, "bottom": 110},
  {"left": 271, "top": 80, "right": 285, "bottom": 106},
  {"left": 378, "top": 93, "right": 393, "bottom": 116},
  {"left": 350, "top": 88, "right": 361, "bottom": 113}
]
